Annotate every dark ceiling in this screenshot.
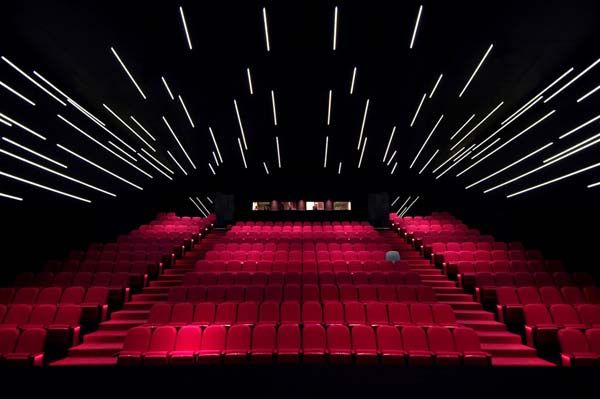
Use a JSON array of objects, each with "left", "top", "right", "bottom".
[{"left": 0, "top": 0, "right": 599, "bottom": 214}]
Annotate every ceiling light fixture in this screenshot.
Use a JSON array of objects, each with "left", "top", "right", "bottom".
[
  {"left": 103, "top": 104, "right": 155, "bottom": 151},
  {"left": 178, "top": 95, "right": 195, "bottom": 128},
  {"left": 162, "top": 116, "right": 196, "bottom": 169},
  {"left": 263, "top": 161, "right": 270, "bottom": 175},
  {"left": 109, "top": 47, "right": 147, "bottom": 100},
  {"left": 1, "top": 137, "right": 67, "bottom": 169},
  {"left": 358, "top": 137, "right": 368, "bottom": 168},
  {"left": 431, "top": 147, "right": 465, "bottom": 174},
  {"left": 436, "top": 149, "right": 473, "bottom": 179},
  {"left": 451, "top": 101, "right": 503, "bottom": 150},
  {"left": 333, "top": 6, "right": 338, "bottom": 51},
  {"left": 141, "top": 148, "right": 174, "bottom": 174},
  {"left": 246, "top": 68, "right": 254, "bottom": 95},
  {"left": 338, "top": 162, "right": 342, "bottom": 175},
  {"left": 450, "top": 114, "right": 476, "bottom": 140},
  {"left": 419, "top": 149, "right": 439, "bottom": 175},
  {"left": 0, "top": 80, "right": 36, "bottom": 106},
  {"left": 129, "top": 116, "right": 156, "bottom": 141},
  {"left": 357, "top": 99, "right": 370, "bottom": 150},
  {"left": 0, "top": 112, "right": 46, "bottom": 140},
  {"left": 410, "top": 93, "right": 427, "bottom": 127},
  {"left": 107, "top": 141, "right": 138, "bottom": 163},
  {"left": 409, "top": 5, "right": 423, "bottom": 49},
  {"left": 327, "top": 90, "right": 333, "bottom": 126},
  {"left": 262, "top": 8, "right": 271, "bottom": 52},
  {"left": 558, "top": 114, "right": 600, "bottom": 140},
  {"left": 429, "top": 74, "right": 443, "bottom": 98},
  {"left": 410, "top": 114, "right": 444, "bottom": 169},
  {"left": 276, "top": 136, "right": 281, "bottom": 168},
  {"left": 1, "top": 56, "right": 66, "bottom": 105},
  {"left": 390, "top": 162, "right": 398, "bottom": 175},
  {"left": 324, "top": 136, "right": 329, "bottom": 168},
  {"left": 350, "top": 67, "right": 357, "bottom": 94},
  {"left": 0, "top": 192, "right": 23, "bottom": 201},
  {"left": 161, "top": 76, "right": 175, "bottom": 100},
  {"left": 544, "top": 57, "right": 600, "bottom": 103},
  {"left": 382, "top": 126, "right": 396, "bottom": 162},
  {"left": 208, "top": 127, "right": 223, "bottom": 163},
  {"left": 233, "top": 99, "right": 248, "bottom": 150},
  {"left": 137, "top": 152, "right": 173, "bottom": 181},
  {"left": 271, "top": 90, "right": 278, "bottom": 126},
  {"left": 0, "top": 169, "right": 89, "bottom": 203},
  {"left": 237, "top": 138, "right": 247, "bottom": 168},
  {"left": 167, "top": 150, "right": 187, "bottom": 176},
  {"left": 179, "top": 6, "right": 193, "bottom": 50},
  {"left": 458, "top": 44, "right": 494, "bottom": 98},
  {"left": 577, "top": 84, "right": 600, "bottom": 103},
  {"left": 208, "top": 163, "right": 216, "bottom": 176}
]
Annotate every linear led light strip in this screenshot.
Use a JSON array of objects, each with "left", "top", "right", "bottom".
[
  {"left": 58, "top": 114, "right": 152, "bottom": 178},
  {"left": 276, "top": 136, "right": 281, "bottom": 168},
  {"left": 206, "top": 196, "right": 213, "bottom": 204},
  {"left": 0, "top": 192, "right": 23, "bottom": 201},
  {"left": 262, "top": 8, "right": 271, "bottom": 52},
  {"left": 208, "top": 163, "right": 216, "bottom": 176},
  {"left": 358, "top": 137, "right": 368, "bottom": 168},
  {"left": 327, "top": 90, "right": 333, "bottom": 126},
  {"left": 0, "top": 115, "right": 11, "bottom": 127},
  {"left": 459, "top": 44, "right": 494, "bottom": 98},
  {"left": 545, "top": 131, "right": 600, "bottom": 165},
  {"left": 0, "top": 112, "right": 46, "bottom": 140},
  {"left": 103, "top": 104, "right": 155, "bottom": 152},
  {"left": 507, "top": 161, "right": 600, "bottom": 198},
  {"left": 450, "top": 114, "right": 476, "bottom": 140},
  {"left": 178, "top": 95, "right": 195, "bottom": 128},
  {"left": 137, "top": 152, "right": 173, "bottom": 181},
  {"left": 108, "top": 141, "right": 138, "bottom": 163},
  {"left": 246, "top": 68, "right": 254, "bottom": 95},
  {"left": 0, "top": 147, "right": 116, "bottom": 197},
  {"left": 130, "top": 116, "right": 156, "bottom": 141},
  {"left": 237, "top": 138, "right": 247, "bottom": 168},
  {"left": 410, "top": 114, "right": 444, "bottom": 169},
  {"left": 271, "top": 90, "right": 278, "bottom": 126},
  {"left": 263, "top": 161, "right": 270, "bottom": 175},
  {"left": 179, "top": 7, "right": 193, "bottom": 50},
  {"left": 208, "top": 127, "right": 223, "bottom": 163},
  {"left": 456, "top": 110, "right": 556, "bottom": 177},
  {"left": 161, "top": 76, "right": 175, "bottom": 100},
  {"left": 544, "top": 57, "right": 600, "bottom": 103},
  {"left": 472, "top": 97, "right": 543, "bottom": 153},
  {"left": 0, "top": 169, "right": 90, "bottom": 203},
  {"left": 382, "top": 126, "right": 396, "bottom": 162},
  {"left": 503, "top": 68, "right": 574, "bottom": 126},
  {"left": 436, "top": 149, "right": 473, "bottom": 179},
  {"left": 333, "top": 6, "right": 338, "bottom": 51},
  {"left": 212, "top": 151, "right": 219, "bottom": 166},
  {"left": 189, "top": 197, "right": 206, "bottom": 216},
  {"left": 588, "top": 181, "right": 600, "bottom": 188},
  {"left": 396, "top": 196, "right": 411, "bottom": 215},
  {"left": 419, "top": 149, "right": 439, "bottom": 175},
  {"left": 470, "top": 137, "right": 501, "bottom": 160},
  {"left": 465, "top": 142, "right": 554, "bottom": 190},
  {"left": 451, "top": 101, "right": 504, "bottom": 151},
  {"left": 431, "top": 147, "right": 465, "bottom": 174},
  {"left": 558, "top": 114, "right": 600, "bottom": 140},
  {"left": 1, "top": 137, "right": 67, "bottom": 169},
  {"left": 91, "top": 114, "right": 137, "bottom": 153},
  {"left": 386, "top": 150, "right": 397, "bottom": 166},
  {"left": 233, "top": 99, "right": 248, "bottom": 150},
  {"left": 400, "top": 196, "right": 420, "bottom": 217},
  {"left": 167, "top": 150, "right": 187, "bottom": 175},
  {"left": 390, "top": 196, "right": 400, "bottom": 207},
  {"left": 429, "top": 74, "right": 443, "bottom": 98},
  {"left": 410, "top": 93, "right": 426, "bottom": 127},
  {"left": 197, "top": 198, "right": 210, "bottom": 215},
  {"left": 0, "top": 80, "right": 35, "bottom": 106},
  {"left": 409, "top": 5, "right": 423, "bottom": 49},
  {"left": 578, "top": 84, "right": 600, "bottom": 103},
  {"left": 350, "top": 67, "right": 357, "bottom": 95},
  {"left": 357, "top": 99, "right": 370, "bottom": 150},
  {"left": 338, "top": 162, "right": 342, "bottom": 175},
  {"left": 390, "top": 162, "right": 398, "bottom": 175},
  {"left": 58, "top": 143, "right": 144, "bottom": 190},
  {"left": 110, "top": 47, "right": 146, "bottom": 100},
  {"left": 1, "top": 56, "right": 66, "bottom": 105},
  {"left": 162, "top": 116, "right": 196, "bottom": 169},
  {"left": 323, "top": 136, "right": 329, "bottom": 168},
  {"left": 141, "top": 148, "right": 174, "bottom": 174}
]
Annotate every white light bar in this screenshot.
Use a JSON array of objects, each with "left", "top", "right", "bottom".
[
  {"left": 212, "top": 151, "right": 219, "bottom": 166},
  {"left": 546, "top": 130, "right": 600, "bottom": 164},
  {"left": 0, "top": 169, "right": 90, "bottom": 203},
  {"left": 429, "top": 74, "right": 443, "bottom": 98},
  {"left": 208, "top": 163, "right": 216, "bottom": 176},
  {"left": 276, "top": 136, "right": 281, "bottom": 168},
  {"left": 391, "top": 196, "right": 400, "bottom": 207},
  {"left": 178, "top": 95, "right": 195, "bottom": 128},
  {"left": 327, "top": 90, "right": 333, "bottom": 126},
  {"left": 0, "top": 116, "right": 11, "bottom": 127},
  {"left": 263, "top": 161, "right": 270, "bottom": 175},
  {"left": 459, "top": 44, "right": 494, "bottom": 98},
  {"left": 262, "top": 8, "right": 271, "bottom": 52},
  {"left": 107, "top": 141, "right": 137, "bottom": 163},
  {"left": 409, "top": 5, "right": 423, "bottom": 49},
  {"left": 577, "top": 84, "right": 600, "bottom": 103},
  {"left": 206, "top": 196, "right": 213, "bottom": 204},
  {"left": 137, "top": 152, "right": 173, "bottom": 181},
  {"left": 96, "top": 121, "right": 136, "bottom": 153},
  {"left": 110, "top": 47, "right": 147, "bottom": 100},
  {"left": 400, "top": 196, "right": 420, "bottom": 217},
  {"left": 0, "top": 192, "right": 23, "bottom": 201},
  {"left": 167, "top": 150, "right": 187, "bottom": 176},
  {"left": 386, "top": 150, "right": 397, "bottom": 167},
  {"left": 208, "top": 127, "right": 223, "bottom": 163},
  {"left": 270, "top": 90, "right": 278, "bottom": 126},
  {"left": 130, "top": 116, "right": 156, "bottom": 141},
  {"left": 451, "top": 101, "right": 503, "bottom": 150},
  {"left": 588, "top": 181, "right": 600, "bottom": 188},
  {"left": 466, "top": 142, "right": 553, "bottom": 190},
  {"left": 397, "top": 196, "right": 411, "bottom": 214},
  {"left": 162, "top": 116, "right": 196, "bottom": 169},
  {"left": 544, "top": 57, "right": 600, "bottom": 103},
  {"left": 558, "top": 114, "right": 600, "bottom": 140},
  {"left": 1, "top": 56, "right": 66, "bottom": 105},
  {"left": 324, "top": 136, "right": 329, "bottom": 168},
  {"left": 246, "top": 68, "right": 254, "bottom": 95},
  {"left": 189, "top": 197, "right": 205, "bottom": 215},
  {"left": 382, "top": 126, "right": 396, "bottom": 162},
  {"left": 431, "top": 147, "right": 465, "bottom": 174},
  {"left": 390, "top": 162, "right": 398, "bottom": 175},
  {"left": 357, "top": 99, "right": 370, "bottom": 150},
  {"left": 234, "top": 99, "right": 248, "bottom": 150},
  {"left": 338, "top": 162, "right": 342, "bottom": 175},
  {"left": 450, "top": 114, "right": 476, "bottom": 140},
  {"left": 0, "top": 80, "right": 35, "bottom": 106},
  {"left": 179, "top": 7, "right": 193, "bottom": 50},
  {"left": 141, "top": 148, "right": 174, "bottom": 174},
  {"left": 350, "top": 67, "right": 357, "bottom": 95},
  {"left": 58, "top": 143, "right": 144, "bottom": 190},
  {"left": 103, "top": 104, "right": 155, "bottom": 151},
  {"left": 0, "top": 147, "right": 116, "bottom": 197},
  {"left": 197, "top": 198, "right": 210, "bottom": 214},
  {"left": 507, "top": 161, "right": 600, "bottom": 198},
  {"left": 161, "top": 76, "right": 175, "bottom": 100},
  {"left": 237, "top": 138, "right": 247, "bottom": 168},
  {"left": 410, "top": 93, "right": 427, "bottom": 127},
  {"left": 358, "top": 137, "right": 367, "bottom": 168},
  {"left": 419, "top": 149, "right": 439, "bottom": 175},
  {"left": 0, "top": 112, "right": 46, "bottom": 140},
  {"left": 457, "top": 110, "right": 556, "bottom": 177},
  {"left": 436, "top": 150, "right": 473, "bottom": 179},
  {"left": 410, "top": 114, "right": 444, "bottom": 169},
  {"left": 470, "top": 137, "right": 501, "bottom": 160},
  {"left": 2, "top": 137, "right": 67, "bottom": 169},
  {"left": 333, "top": 6, "right": 338, "bottom": 51}
]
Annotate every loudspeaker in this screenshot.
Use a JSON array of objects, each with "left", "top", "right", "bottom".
[
  {"left": 368, "top": 192, "right": 390, "bottom": 228},
  {"left": 215, "top": 193, "right": 234, "bottom": 228}
]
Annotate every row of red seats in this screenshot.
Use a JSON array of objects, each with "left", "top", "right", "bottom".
[
  {"left": 471, "top": 272, "right": 592, "bottom": 298},
  {"left": 40, "top": 261, "right": 159, "bottom": 279},
  {"left": 231, "top": 226, "right": 374, "bottom": 232},
  {"left": 118, "top": 324, "right": 489, "bottom": 366},
  {"left": 235, "top": 221, "right": 371, "bottom": 226},
  {"left": 205, "top": 250, "right": 389, "bottom": 262},
  {"left": 11, "top": 270, "right": 142, "bottom": 293},
  {"left": 212, "top": 243, "right": 393, "bottom": 252},
  {"left": 0, "top": 328, "right": 46, "bottom": 366},
  {"left": 452, "top": 261, "right": 566, "bottom": 281},
  {"left": 559, "top": 328, "right": 600, "bottom": 366},
  {"left": 146, "top": 302, "right": 455, "bottom": 327},
  {"left": 225, "top": 233, "right": 382, "bottom": 241},
  {"left": 193, "top": 260, "right": 405, "bottom": 273},
  {"left": 184, "top": 271, "right": 421, "bottom": 286},
  {"left": 1, "top": 304, "right": 81, "bottom": 330},
  {"left": 170, "top": 285, "right": 436, "bottom": 304},
  {"left": 0, "top": 286, "right": 108, "bottom": 306}
]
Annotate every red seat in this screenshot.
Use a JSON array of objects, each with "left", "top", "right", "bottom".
[
  {"left": 192, "top": 303, "right": 215, "bottom": 326},
  {"left": 577, "top": 304, "right": 600, "bottom": 328},
  {"left": 366, "top": 302, "right": 388, "bottom": 326},
  {"left": 550, "top": 304, "right": 585, "bottom": 329},
  {"left": 169, "top": 303, "right": 193, "bottom": 327},
  {"left": 561, "top": 287, "right": 585, "bottom": 305},
  {"left": 540, "top": 287, "right": 563, "bottom": 305},
  {"left": 143, "top": 326, "right": 177, "bottom": 366},
  {"left": 302, "top": 301, "right": 323, "bottom": 324},
  {"left": 3, "top": 327, "right": 46, "bottom": 367},
  {"left": 37, "top": 287, "right": 62, "bottom": 305},
  {"left": 236, "top": 302, "right": 258, "bottom": 325},
  {"left": 118, "top": 327, "right": 152, "bottom": 366},
  {"left": 344, "top": 302, "right": 366, "bottom": 325},
  {"left": 324, "top": 302, "right": 345, "bottom": 325},
  {"left": 388, "top": 303, "right": 411, "bottom": 326},
  {"left": 3, "top": 304, "right": 32, "bottom": 328},
  {"left": 25, "top": 304, "right": 57, "bottom": 328},
  {"left": 432, "top": 304, "right": 457, "bottom": 327},
  {"left": 277, "top": 324, "right": 301, "bottom": 363},
  {"left": 302, "top": 324, "right": 326, "bottom": 363},
  {"left": 250, "top": 324, "right": 276, "bottom": 363},
  {"left": 410, "top": 304, "right": 434, "bottom": 326},
  {"left": 523, "top": 304, "right": 558, "bottom": 349},
  {"left": 258, "top": 302, "right": 279, "bottom": 325},
  {"left": 197, "top": 325, "right": 226, "bottom": 364},
  {"left": 427, "top": 326, "right": 461, "bottom": 366},
  {"left": 280, "top": 302, "right": 300, "bottom": 324},
  {"left": 402, "top": 326, "right": 433, "bottom": 366},
  {"left": 320, "top": 285, "right": 339, "bottom": 302},
  {"left": 146, "top": 303, "right": 171, "bottom": 326},
  {"left": 453, "top": 327, "right": 491, "bottom": 366},
  {"left": 352, "top": 324, "right": 378, "bottom": 364},
  {"left": 224, "top": 324, "right": 251, "bottom": 364},
  {"left": 13, "top": 288, "right": 39, "bottom": 304},
  {"left": 376, "top": 325, "right": 405, "bottom": 365},
  {"left": 558, "top": 328, "right": 598, "bottom": 367}
]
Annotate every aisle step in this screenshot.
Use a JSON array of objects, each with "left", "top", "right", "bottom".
[
  {"left": 83, "top": 331, "right": 128, "bottom": 344},
  {"left": 67, "top": 343, "right": 123, "bottom": 357},
  {"left": 131, "top": 293, "right": 168, "bottom": 302},
  {"left": 123, "top": 301, "right": 161, "bottom": 311},
  {"left": 454, "top": 310, "right": 494, "bottom": 320},
  {"left": 457, "top": 320, "right": 508, "bottom": 331},
  {"left": 476, "top": 331, "right": 523, "bottom": 344},
  {"left": 99, "top": 320, "right": 145, "bottom": 331},
  {"left": 481, "top": 344, "right": 538, "bottom": 357},
  {"left": 110, "top": 310, "right": 149, "bottom": 320},
  {"left": 51, "top": 357, "right": 118, "bottom": 366},
  {"left": 491, "top": 357, "right": 555, "bottom": 367},
  {"left": 443, "top": 301, "right": 483, "bottom": 311},
  {"left": 436, "top": 293, "right": 474, "bottom": 302}
]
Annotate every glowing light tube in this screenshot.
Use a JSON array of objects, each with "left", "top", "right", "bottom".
[
  {"left": 338, "top": 162, "right": 342, "bottom": 175},
  {"left": 327, "top": 90, "right": 332, "bottom": 126},
  {"left": 544, "top": 57, "right": 600, "bottom": 103},
  {"left": 263, "top": 161, "right": 270, "bottom": 175},
  {"left": 0, "top": 80, "right": 35, "bottom": 106},
  {"left": 386, "top": 150, "right": 397, "bottom": 166},
  {"left": 208, "top": 163, "right": 216, "bottom": 175},
  {"left": 206, "top": 196, "right": 213, "bottom": 204},
  {"left": 197, "top": 198, "right": 210, "bottom": 214},
  {"left": 208, "top": 127, "right": 223, "bottom": 163},
  {"left": 451, "top": 101, "right": 504, "bottom": 150},
  {"left": 470, "top": 137, "right": 501, "bottom": 160},
  {"left": 130, "top": 116, "right": 156, "bottom": 141},
  {"left": 246, "top": 68, "right": 254, "bottom": 95},
  {"left": 178, "top": 95, "right": 195, "bottom": 128},
  {"left": 350, "top": 67, "right": 357, "bottom": 94},
  {"left": 459, "top": 44, "right": 494, "bottom": 98},
  {"left": 324, "top": 136, "right": 329, "bottom": 168},
  {"left": 400, "top": 196, "right": 420, "bottom": 217},
  {"left": 180, "top": 7, "right": 193, "bottom": 50},
  {"left": 0, "top": 192, "right": 23, "bottom": 201},
  {"left": 2, "top": 137, "right": 67, "bottom": 168},
  {"left": 450, "top": 114, "right": 476, "bottom": 140},
  {"left": 141, "top": 148, "right": 174, "bottom": 174},
  {"left": 333, "top": 6, "right": 338, "bottom": 51},
  {"left": 189, "top": 197, "right": 205, "bottom": 215},
  {"left": 419, "top": 149, "right": 439, "bottom": 174},
  {"left": 137, "top": 152, "right": 173, "bottom": 181},
  {"left": 397, "top": 196, "right": 411, "bottom": 214},
  {"left": 390, "top": 162, "right": 398, "bottom": 175},
  {"left": 410, "top": 114, "right": 444, "bottom": 169},
  {"left": 409, "top": 5, "right": 423, "bottom": 49},
  {"left": 357, "top": 99, "right": 370, "bottom": 150},
  {"left": 262, "top": 8, "right": 271, "bottom": 52},
  {"left": 276, "top": 136, "right": 281, "bottom": 168},
  {"left": 391, "top": 196, "right": 400, "bottom": 207},
  {"left": 237, "top": 138, "right": 247, "bottom": 168},
  {"left": 545, "top": 131, "right": 600, "bottom": 164},
  {"left": 0, "top": 169, "right": 90, "bottom": 203},
  {"left": 383, "top": 126, "right": 396, "bottom": 162},
  {"left": 234, "top": 99, "right": 248, "bottom": 150},
  {"left": 0, "top": 56, "right": 66, "bottom": 105},
  {"left": 108, "top": 141, "right": 137, "bottom": 163},
  {"left": 212, "top": 151, "right": 219, "bottom": 166},
  {"left": 410, "top": 93, "right": 427, "bottom": 127},
  {"left": 271, "top": 90, "right": 278, "bottom": 126},
  {"left": 161, "top": 76, "right": 175, "bottom": 100},
  {"left": 358, "top": 137, "right": 368, "bottom": 168},
  {"left": 429, "top": 74, "right": 443, "bottom": 98},
  {"left": 167, "top": 150, "right": 187, "bottom": 176},
  {"left": 162, "top": 116, "right": 196, "bottom": 169},
  {"left": 577, "top": 84, "right": 600, "bottom": 103},
  {"left": 0, "top": 112, "right": 46, "bottom": 140},
  {"left": 558, "top": 114, "right": 600, "bottom": 140},
  {"left": 431, "top": 147, "right": 465, "bottom": 174},
  {"left": 103, "top": 104, "right": 155, "bottom": 151},
  {"left": 109, "top": 47, "right": 147, "bottom": 100}
]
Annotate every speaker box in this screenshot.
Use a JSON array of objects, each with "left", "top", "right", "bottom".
[
  {"left": 215, "top": 193, "right": 234, "bottom": 228},
  {"left": 368, "top": 192, "right": 390, "bottom": 228}
]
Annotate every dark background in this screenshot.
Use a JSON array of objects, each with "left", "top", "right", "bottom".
[{"left": 0, "top": 0, "right": 599, "bottom": 279}]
